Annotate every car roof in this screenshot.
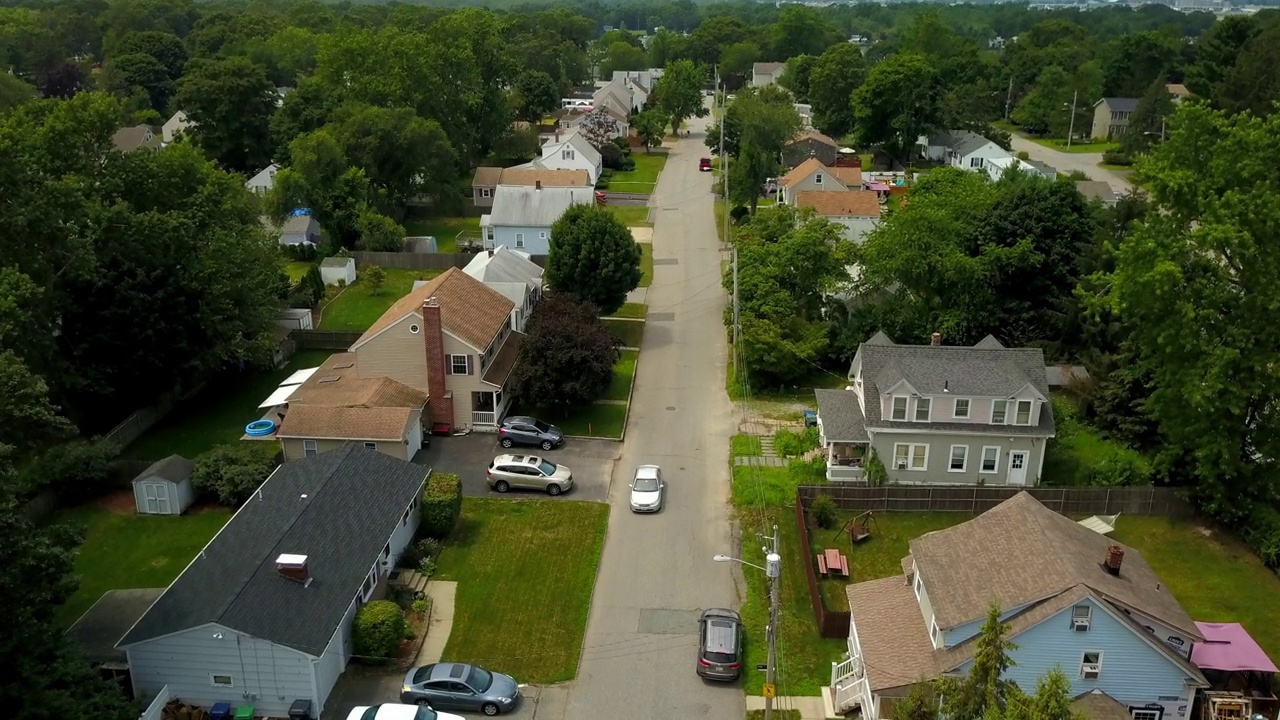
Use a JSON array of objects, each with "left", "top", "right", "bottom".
[
  {"left": 494, "top": 454, "right": 542, "bottom": 465},
  {"left": 704, "top": 617, "right": 739, "bottom": 653},
  {"left": 347, "top": 705, "right": 419, "bottom": 720},
  {"left": 634, "top": 465, "right": 661, "bottom": 479},
  {"left": 701, "top": 607, "right": 741, "bottom": 621},
  {"left": 429, "top": 662, "right": 471, "bottom": 681},
  {"left": 504, "top": 416, "right": 538, "bottom": 425}
]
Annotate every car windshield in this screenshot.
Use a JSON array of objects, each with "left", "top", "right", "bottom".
[
  {"left": 411, "top": 665, "right": 434, "bottom": 683},
  {"left": 467, "top": 666, "right": 494, "bottom": 692},
  {"left": 633, "top": 477, "right": 659, "bottom": 492},
  {"left": 533, "top": 420, "right": 551, "bottom": 432},
  {"left": 537, "top": 460, "right": 557, "bottom": 475},
  {"left": 361, "top": 708, "right": 380, "bottom": 720},
  {"left": 414, "top": 709, "right": 438, "bottom": 720}
]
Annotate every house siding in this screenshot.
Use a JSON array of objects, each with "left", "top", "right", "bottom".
[
  {"left": 944, "top": 600, "right": 1037, "bottom": 647},
  {"left": 354, "top": 315, "right": 430, "bottom": 394},
  {"left": 870, "top": 430, "right": 1047, "bottom": 486},
  {"left": 313, "top": 595, "right": 358, "bottom": 717},
  {"left": 473, "top": 185, "right": 496, "bottom": 207},
  {"left": 489, "top": 224, "right": 554, "bottom": 255},
  {"left": 782, "top": 170, "right": 842, "bottom": 204},
  {"left": 537, "top": 140, "right": 601, "bottom": 184},
  {"left": 279, "top": 410, "right": 419, "bottom": 462},
  {"left": 915, "top": 573, "right": 938, "bottom": 647},
  {"left": 126, "top": 623, "right": 316, "bottom": 717},
  {"left": 953, "top": 143, "right": 1011, "bottom": 172},
  {"left": 828, "top": 217, "right": 879, "bottom": 244},
  {"left": 443, "top": 330, "right": 498, "bottom": 429}
]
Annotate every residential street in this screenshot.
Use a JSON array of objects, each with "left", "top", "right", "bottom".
[
  {"left": 559, "top": 115, "right": 743, "bottom": 720},
  {"left": 1008, "top": 133, "right": 1134, "bottom": 192}
]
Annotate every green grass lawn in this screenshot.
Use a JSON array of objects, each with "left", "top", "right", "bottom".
[
  {"left": 515, "top": 402, "right": 628, "bottom": 439},
  {"left": 53, "top": 505, "right": 232, "bottom": 626},
  {"left": 434, "top": 498, "right": 609, "bottom": 683},
  {"left": 638, "top": 242, "right": 653, "bottom": 287},
  {"left": 402, "top": 215, "right": 484, "bottom": 253},
  {"left": 602, "top": 318, "right": 644, "bottom": 348},
  {"left": 609, "top": 302, "right": 648, "bottom": 320},
  {"left": 608, "top": 205, "right": 652, "bottom": 228},
  {"left": 727, "top": 364, "right": 847, "bottom": 403},
  {"left": 603, "top": 349, "right": 639, "bottom": 402},
  {"left": 1028, "top": 136, "right": 1118, "bottom": 154},
  {"left": 319, "top": 268, "right": 440, "bottom": 331},
  {"left": 608, "top": 152, "right": 668, "bottom": 193},
  {"left": 123, "top": 349, "right": 334, "bottom": 460},
  {"left": 748, "top": 712, "right": 801, "bottom": 720},
  {"left": 731, "top": 434, "right": 762, "bottom": 456},
  {"left": 1099, "top": 162, "right": 1133, "bottom": 171},
  {"left": 284, "top": 260, "right": 310, "bottom": 282}
]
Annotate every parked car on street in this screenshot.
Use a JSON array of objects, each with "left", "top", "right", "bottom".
[
  {"left": 346, "top": 703, "right": 465, "bottom": 720},
  {"left": 629, "top": 464, "right": 665, "bottom": 512},
  {"left": 401, "top": 662, "right": 522, "bottom": 716},
  {"left": 699, "top": 157, "right": 713, "bottom": 171},
  {"left": 487, "top": 454, "right": 574, "bottom": 495},
  {"left": 696, "top": 608, "right": 744, "bottom": 681},
  {"left": 498, "top": 416, "right": 564, "bottom": 450}
]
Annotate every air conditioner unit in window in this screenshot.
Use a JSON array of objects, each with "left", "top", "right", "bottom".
[
  {"left": 896, "top": 462, "right": 908, "bottom": 470},
  {"left": 1081, "top": 664, "right": 1101, "bottom": 679},
  {"left": 1073, "top": 618, "right": 1091, "bottom": 631}
]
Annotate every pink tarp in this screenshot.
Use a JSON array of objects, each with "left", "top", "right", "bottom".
[
  {"left": 1192, "top": 622, "right": 1279, "bottom": 673},
  {"left": 868, "top": 183, "right": 891, "bottom": 191}
]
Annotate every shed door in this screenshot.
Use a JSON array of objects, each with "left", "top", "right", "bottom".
[{"left": 143, "top": 482, "right": 170, "bottom": 514}]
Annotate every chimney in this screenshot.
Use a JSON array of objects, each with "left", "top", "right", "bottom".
[
  {"left": 536, "top": 180, "right": 542, "bottom": 191},
  {"left": 1104, "top": 545, "right": 1125, "bottom": 576},
  {"left": 276, "top": 554, "right": 310, "bottom": 583},
  {"left": 422, "top": 298, "right": 454, "bottom": 432},
  {"left": 555, "top": 130, "right": 561, "bottom": 142},
  {"left": 931, "top": 332, "right": 941, "bottom": 346}
]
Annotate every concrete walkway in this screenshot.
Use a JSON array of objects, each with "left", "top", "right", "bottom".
[
  {"left": 745, "top": 695, "right": 831, "bottom": 719},
  {"left": 415, "top": 580, "right": 457, "bottom": 665}
]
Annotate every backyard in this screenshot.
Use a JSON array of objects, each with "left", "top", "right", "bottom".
[
  {"left": 123, "top": 349, "right": 333, "bottom": 460},
  {"left": 607, "top": 151, "right": 668, "bottom": 193},
  {"left": 318, "top": 268, "right": 440, "bottom": 331},
  {"left": 53, "top": 503, "right": 232, "bottom": 626},
  {"left": 402, "top": 214, "right": 482, "bottom": 253},
  {"left": 433, "top": 498, "right": 609, "bottom": 683},
  {"left": 284, "top": 260, "right": 310, "bottom": 282}
]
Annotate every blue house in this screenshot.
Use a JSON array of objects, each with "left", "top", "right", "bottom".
[
  {"left": 828, "top": 492, "right": 1208, "bottom": 720},
  {"left": 480, "top": 184, "right": 596, "bottom": 255}
]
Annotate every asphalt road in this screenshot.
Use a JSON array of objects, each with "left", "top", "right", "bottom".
[
  {"left": 412, "top": 432, "right": 618, "bottom": 503},
  {"left": 1009, "top": 133, "right": 1134, "bottom": 193},
  {"left": 560, "top": 112, "right": 743, "bottom": 720}
]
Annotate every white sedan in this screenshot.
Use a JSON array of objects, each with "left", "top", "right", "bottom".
[
  {"left": 346, "top": 704, "right": 465, "bottom": 720},
  {"left": 629, "top": 465, "right": 665, "bottom": 513}
]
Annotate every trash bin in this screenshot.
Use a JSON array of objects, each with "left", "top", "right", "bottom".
[
  {"left": 288, "top": 699, "right": 313, "bottom": 720},
  {"left": 234, "top": 705, "right": 255, "bottom": 720},
  {"left": 210, "top": 703, "right": 232, "bottom": 720},
  {"left": 803, "top": 410, "right": 818, "bottom": 428}
]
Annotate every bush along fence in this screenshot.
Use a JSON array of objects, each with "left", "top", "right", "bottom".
[
  {"left": 795, "top": 485, "right": 1194, "bottom": 517},
  {"left": 794, "top": 496, "right": 851, "bottom": 639}
]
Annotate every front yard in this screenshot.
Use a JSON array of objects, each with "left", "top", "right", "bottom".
[
  {"left": 433, "top": 499, "right": 609, "bottom": 683},
  {"left": 609, "top": 302, "right": 648, "bottom": 320},
  {"left": 603, "top": 349, "right": 639, "bottom": 402},
  {"left": 402, "top": 214, "right": 483, "bottom": 253},
  {"left": 513, "top": 401, "right": 628, "bottom": 439},
  {"left": 1028, "top": 136, "right": 1119, "bottom": 154},
  {"left": 318, "top": 268, "right": 440, "bottom": 331},
  {"left": 607, "top": 204, "right": 652, "bottom": 228},
  {"left": 602, "top": 318, "right": 644, "bottom": 348},
  {"left": 607, "top": 152, "right": 667, "bottom": 193},
  {"left": 638, "top": 242, "right": 653, "bottom": 287}
]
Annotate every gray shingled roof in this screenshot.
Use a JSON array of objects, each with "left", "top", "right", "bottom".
[
  {"left": 133, "top": 455, "right": 194, "bottom": 484},
  {"left": 1101, "top": 97, "right": 1140, "bottom": 112},
  {"left": 488, "top": 185, "right": 596, "bottom": 227},
  {"left": 118, "top": 444, "right": 428, "bottom": 656},
  {"left": 464, "top": 246, "right": 545, "bottom": 291},
  {"left": 945, "top": 130, "right": 997, "bottom": 156},
  {"left": 855, "top": 333, "right": 1055, "bottom": 437},
  {"left": 814, "top": 389, "right": 869, "bottom": 442}
]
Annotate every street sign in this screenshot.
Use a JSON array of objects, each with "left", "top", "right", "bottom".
[
  {"left": 763, "top": 683, "right": 776, "bottom": 699},
  {"left": 756, "top": 664, "right": 768, "bottom": 671}
]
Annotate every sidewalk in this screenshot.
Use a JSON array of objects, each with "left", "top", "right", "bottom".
[
  {"left": 745, "top": 695, "right": 832, "bottom": 719},
  {"left": 415, "top": 580, "right": 457, "bottom": 665}
]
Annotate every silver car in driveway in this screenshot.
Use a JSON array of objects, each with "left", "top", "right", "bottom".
[
  {"left": 486, "top": 454, "right": 574, "bottom": 495},
  {"left": 697, "top": 608, "right": 744, "bottom": 681},
  {"left": 629, "top": 465, "right": 664, "bottom": 512},
  {"left": 401, "top": 662, "right": 521, "bottom": 716}
]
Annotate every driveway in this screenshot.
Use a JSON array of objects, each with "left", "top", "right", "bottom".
[
  {"left": 322, "top": 671, "right": 548, "bottom": 720},
  {"left": 1009, "top": 133, "right": 1133, "bottom": 193},
  {"left": 412, "top": 433, "right": 618, "bottom": 503},
  {"left": 562, "top": 108, "right": 743, "bottom": 719}
]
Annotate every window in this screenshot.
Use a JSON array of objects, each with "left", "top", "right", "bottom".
[
  {"left": 382, "top": 542, "right": 391, "bottom": 560},
  {"left": 211, "top": 674, "right": 234, "bottom": 687},
  {"left": 486, "top": 226, "right": 494, "bottom": 241},
  {"left": 364, "top": 441, "right": 377, "bottom": 450},
  {"left": 562, "top": 149, "right": 575, "bottom": 160},
  {"left": 815, "top": 173, "right": 823, "bottom": 184},
  {"left": 409, "top": 324, "right": 420, "bottom": 334},
  {"left": 303, "top": 439, "right": 318, "bottom": 457},
  {"left": 361, "top": 569, "right": 376, "bottom": 601},
  {"left": 539, "top": 231, "right": 548, "bottom": 240},
  {"left": 914, "top": 397, "right": 932, "bottom": 422},
  {"left": 450, "top": 355, "right": 470, "bottom": 375},
  {"left": 949, "top": 445, "right": 968, "bottom": 472},
  {"left": 1073, "top": 605, "right": 1092, "bottom": 620},
  {"left": 893, "top": 443, "right": 928, "bottom": 471},
  {"left": 970, "top": 157, "right": 985, "bottom": 169},
  {"left": 980, "top": 446, "right": 1000, "bottom": 473},
  {"left": 481, "top": 188, "right": 492, "bottom": 198},
  {"left": 913, "top": 570, "right": 922, "bottom": 600},
  {"left": 930, "top": 618, "right": 942, "bottom": 648},
  {"left": 953, "top": 398, "right": 970, "bottom": 418},
  {"left": 1015, "top": 400, "right": 1033, "bottom": 425},
  {"left": 991, "top": 400, "right": 1008, "bottom": 424},
  {"left": 891, "top": 396, "right": 908, "bottom": 421},
  {"left": 1132, "top": 711, "right": 1161, "bottom": 720},
  {"left": 1080, "top": 651, "right": 1102, "bottom": 679},
  {"left": 514, "top": 232, "right": 525, "bottom": 249}
]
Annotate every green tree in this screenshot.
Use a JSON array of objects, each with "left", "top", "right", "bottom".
[
  {"left": 330, "top": 104, "right": 458, "bottom": 213},
  {"left": 355, "top": 208, "right": 404, "bottom": 252},
  {"left": 112, "top": 30, "right": 187, "bottom": 80},
  {"left": 267, "top": 130, "right": 369, "bottom": 248},
  {"left": 632, "top": 108, "right": 668, "bottom": 152},
  {"left": 808, "top": 43, "right": 866, "bottom": 139},
  {"left": 363, "top": 264, "right": 387, "bottom": 294},
  {"left": 720, "top": 41, "right": 759, "bottom": 78},
  {"left": 514, "top": 70, "right": 559, "bottom": 122},
  {"left": 0, "top": 351, "right": 76, "bottom": 454},
  {"left": 174, "top": 56, "right": 277, "bottom": 173},
  {"left": 510, "top": 293, "right": 621, "bottom": 408},
  {"left": 191, "top": 443, "right": 278, "bottom": 506},
  {"left": 546, "top": 205, "right": 642, "bottom": 316},
  {"left": 0, "top": 73, "right": 37, "bottom": 113},
  {"left": 1121, "top": 76, "right": 1177, "bottom": 155},
  {"left": 103, "top": 52, "right": 173, "bottom": 113},
  {"left": 731, "top": 87, "right": 801, "bottom": 213},
  {"left": 1217, "top": 24, "right": 1280, "bottom": 118},
  {"left": 1012, "top": 65, "right": 1071, "bottom": 135},
  {"left": 852, "top": 53, "right": 943, "bottom": 165},
  {"left": 653, "top": 59, "right": 708, "bottom": 134},
  {"left": 1185, "top": 15, "right": 1259, "bottom": 103},
  {"left": 768, "top": 5, "right": 842, "bottom": 59},
  {"left": 778, "top": 54, "right": 817, "bottom": 102},
  {"left": 935, "top": 604, "right": 1019, "bottom": 720},
  {"left": 1100, "top": 31, "right": 1182, "bottom": 99},
  {"left": 601, "top": 41, "right": 648, "bottom": 77},
  {"left": 891, "top": 684, "right": 939, "bottom": 720}
]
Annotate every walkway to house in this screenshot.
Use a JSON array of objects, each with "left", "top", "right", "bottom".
[
  {"left": 745, "top": 695, "right": 831, "bottom": 720},
  {"left": 415, "top": 580, "right": 457, "bottom": 665}
]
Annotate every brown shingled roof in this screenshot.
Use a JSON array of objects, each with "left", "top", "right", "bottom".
[
  {"left": 1072, "top": 691, "right": 1133, "bottom": 720},
  {"left": 277, "top": 405, "right": 418, "bottom": 442},
  {"left": 279, "top": 353, "right": 427, "bottom": 441},
  {"left": 846, "top": 577, "right": 940, "bottom": 692},
  {"left": 473, "top": 167, "right": 504, "bottom": 187},
  {"left": 830, "top": 166, "right": 863, "bottom": 187},
  {"left": 481, "top": 332, "right": 524, "bottom": 387},
  {"left": 498, "top": 168, "right": 592, "bottom": 188},
  {"left": 790, "top": 130, "right": 839, "bottom": 148},
  {"left": 352, "top": 267, "right": 515, "bottom": 352},
  {"left": 779, "top": 157, "right": 831, "bottom": 189},
  {"left": 794, "top": 190, "right": 880, "bottom": 218}
]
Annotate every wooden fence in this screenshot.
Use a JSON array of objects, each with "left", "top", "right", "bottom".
[
  {"left": 101, "top": 395, "right": 175, "bottom": 450},
  {"left": 794, "top": 496, "right": 851, "bottom": 639},
  {"left": 796, "top": 485, "right": 1193, "bottom": 517},
  {"left": 292, "top": 329, "right": 364, "bottom": 350}
]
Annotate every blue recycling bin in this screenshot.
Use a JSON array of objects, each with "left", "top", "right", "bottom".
[
  {"left": 803, "top": 410, "right": 818, "bottom": 428},
  {"left": 211, "top": 703, "right": 232, "bottom": 720}
]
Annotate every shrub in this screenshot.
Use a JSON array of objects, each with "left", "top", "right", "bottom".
[
  {"left": 729, "top": 205, "right": 750, "bottom": 225},
  {"left": 1102, "top": 150, "right": 1133, "bottom": 166},
  {"left": 29, "top": 438, "right": 120, "bottom": 501},
  {"left": 864, "top": 448, "right": 888, "bottom": 487},
  {"left": 419, "top": 472, "right": 462, "bottom": 538},
  {"left": 1043, "top": 396, "right": 1152, "bottom": 487},
  {"left": 412, "top": 598, "right": 431, "bottom": 615},
  {"left": 774, "top": 426, "right": 820, "bottom": 458},
  {"left": 292, "top": 264, "right": 325, "bottom": 307},
  {"left": 596, "top": 168, "right": 613, "bottom": 189},
  {"left": 1242, "top": 504, "right": 1280, "bottom": 570},
  {"left": 1016, "top": 151, "right": 1030, "bottom": 161},
  {"left": 415, "top": 537, "right": 442, "bottom": 560},
  {"left": 191, "top": 443, "right": 279, "bottom": 506},
  {"left": 810, "top": 494, "right": 838, "bottom": 529},
  {"left": 787, "top": 456, "right": 827, "bottom": 485},
  {"left": 352, "top": 600, "right": 406, "bottom": 663}
]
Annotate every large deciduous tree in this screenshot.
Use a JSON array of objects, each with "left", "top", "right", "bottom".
[
  {"left": 103, "top": 52, "right": 173, "bottom": 113},
  {"left": 510, "top": 293, "right": 621, "bottom": 408},
  {"left": 632, "top": 109, "right": 668, "bottom": 152},
  {"left": 653, "top": 59, "right": 708, "bottom": 134},
  {"left": 808, "top": 43, "right": 866, "bottom": 139},
  {"left": 111, "top": 29, "right": 187, "bottom": 80},
  {"left": 514, "top": 70, "right": 559, "bottom": 122},
  {"left": 329, "top": 104, "right": 457, "bottom": 213},
  {"left": 174, "top": 56, "right": 277, "bottom": 173},
  {"left": 546, "top": 205, "right": 642, "bottom": 316},
  {"left": 729, "top": 86, "right": 801, "bottom": 214},
  {"left": 851, "top": 53, "right": 942, "bottom": 165}
]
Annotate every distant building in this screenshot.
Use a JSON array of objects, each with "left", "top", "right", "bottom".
[{"left": 1091, "top": 98, "right": 1140, "bottom": 140}]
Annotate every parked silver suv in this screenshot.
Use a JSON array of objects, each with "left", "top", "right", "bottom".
[
  {"left": 498, "top": 416, "right": 565, "bottom": 451},
  {"left": 486, "top": 454, "right": 573, "bottom": 495}
]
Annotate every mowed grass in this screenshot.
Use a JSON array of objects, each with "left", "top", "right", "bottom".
[
  {"left": 434, "top": 499, "right": 609, "bottom": 683},
  {"left": 731, "top": 434, "right": 762, "bottom": 456},
  {"left": 607, "top": 204, "right": 652, "bottom": 228},
  {"left": 284, "top": 260, "right": 311, "bottom": 282},
  {"left": 609, "top": 302, "right": 648, "bottom": 320},
  {"left": 638, "top": 242, "right": 653, "bottom": 287},
  {"left": 53, "top": 505, "right": 232, "bottom": 626},
  {"left": 402, "top": 215, "right": 483, "bottom": 253},
  {"left": 319, "top": 268, "right": 440, "bottom": 331},
  {"left": 608, "top": 152, "right": 667, "bottom": 193},
  {"left": 603, "top": 349, "right": 639, "bottom": 401},
  {"left": 123, "top": 349, "right": 334, "bottom": 460},
  {"left": 602, "top": 318, "right": 644, "bottom": 348},
  {"left": 1028, "top": 136, "right": 1119, "bottom": 154},
  {"left": 515, "top": 402, "right": 627, "bottom": 438}
]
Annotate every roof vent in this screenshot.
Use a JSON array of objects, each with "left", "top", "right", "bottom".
[
  {"left": 276, "top": 554, "right": 310, "bottom": 583},
  {"left": 334, "top": 361, "right": 354, "bottom": 369},
  {"left": 1103, "top": 545, "right": 1124, "bottom": 576},
  {"left": 319, "top": 375, "right": 340, "bottom": 383}
]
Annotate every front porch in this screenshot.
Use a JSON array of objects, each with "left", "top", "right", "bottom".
[
  {"left": 828, "top": 635, "right": 876, "bottom": 719},
  {"left": 826, "top": 441, "right": 868, "bottom": 482},
  {"left": 814, "top": 388, "right": 871, "bottom": 483},
  {"left": 470, "top": 388, "right": 511, "bottom": 430}
]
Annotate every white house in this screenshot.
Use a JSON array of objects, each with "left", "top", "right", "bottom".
[
  {"left": 752, "top": 62, "right": 786, "bottom": 88},
  {"left": 917, "top": 131, "right": 1011, "bottom": 172},
  {"left": 480, "top": 184, "right": 596, "bottom": 255},
  {"left": 593, "top": 81, "right": 637, "bottom": 116},
  {"left": 462, "top": 246, "right": 545, "bottom": 332},
  {"left": 319, "top": 256, "right": 357, "bottom": 286},
  {"left": 162, "top": 110, "right": 192, "bottom": 142},
  {"left": 247, "top": 164, "right": 280, "bottom": 196},
  {"left": 986, "top": 156, "right": 1058, "bottom": 182},
  {"left": 117, "top": 445, "right": 429, "bottom": 718},
  {"left": 514, "top": 130, "right": 603, "bottom": 185}
]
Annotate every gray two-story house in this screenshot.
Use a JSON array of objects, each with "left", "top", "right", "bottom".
[{"left": 814, "top": 331, "right": 1055, "bottom": 484}]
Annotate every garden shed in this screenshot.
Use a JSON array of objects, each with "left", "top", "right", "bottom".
[
  {"left": 320, "top": 256, "right": 356, "bottom": 286},
  {"left": 131, "top": 455, "right": 196, "bottom": 516}
]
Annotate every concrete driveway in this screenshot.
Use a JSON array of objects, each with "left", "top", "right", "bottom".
[
  {"left": 412, "top": 432, "right": 619, "bottom": 503},
  {"left": 322, "top": 671, "right": 550, "bottom": 720},
  {"left": 1009, "top": 133, "right": 1134, "bottom": 192}
]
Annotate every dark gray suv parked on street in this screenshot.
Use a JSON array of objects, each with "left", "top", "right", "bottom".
[
  {"left": 696, "top": 608, "right": 743, "bottom": 681},
  {"left": 498, "top": 416, "right": 564, "bottom": 451}
]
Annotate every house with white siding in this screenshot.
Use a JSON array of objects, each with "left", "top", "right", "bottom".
[
  {"left": 480, "top": 184, "right": 596, "bottom": 255},
  {"left": 752, "top": 62, "right": 786, "bottom": 88},
  {"left": 461, "top": 246, "right": 545, "bottom": 332},
  {"left": 917, "top": 130, "right": 1011, "bottom": 172},
  {"left": 828, "top": 492, "right": 1208, "bottom": 720},
  {"left": 513, "top": 130, "right": 603, "bottom": 185},
  {"left": 116, "top": 444, "right": 428, "bottom": 719}
]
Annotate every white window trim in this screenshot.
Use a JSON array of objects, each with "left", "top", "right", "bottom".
[
  {"left": 891, "top": 395, "right": 908, "bottom": 421},
  {"left": 970, "top": 156, "right": 985, "bottom": 169},
  {"left": 481, "top": 188, "right": 492, "bottom": 198},
  {"left": 930, "top": 618, "right": 942, "bottom": 648},
  {"left": 948, "top": 445, "right": 968, "bottom": 472},
  {"left": 1072, "top": 605, "right": 1092, "bottom": 620},
  {"left": 914, "top": 397, "right": 932, "bottom": 422},
  {"left": 361, "top": 568, "right": 377, "bottom": 602},
  {"left": 515, "top": 233, "right": 525, "bottom": 248},
  {"left": 913, "top": 570, "right": 922, "bottom": 600},
  {"left": 894, "top": 443, "right": 928, "bottom": 471},
  {"left": 1132, "top": 711, "right": 1161, "bottom": 720},
  {"left": 303, "top": 439, "right": 318, "bottom": 457},
  {"left": 450, "top": 354, "right": 469, "bottom": 375},
  {"left": 1014, "top": 399, "right": 1034, "bottom": 426},
  {"left": 991, "top": 399, "right": 1008, "bottom": 424},
  {"left": 539, "top": 231, "right": 548, "bottom": 239},
  {"left": 364, "top": 441, "right": 377, "bottom": 450},
  {"left": 980, "top": 445, "right": 1001, "bottom": 474},
  {"left": 953, "top": 398, "right": 970, "bottom": 418},
  {"left": 1080, "top": 651, "right": 1103, "bottom": 679},
  {"left": 211, "top": 673, "right": 234, "bottom": 687}
]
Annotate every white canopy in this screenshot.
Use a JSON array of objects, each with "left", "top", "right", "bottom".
[
  {"left": 280, "top": 367, "right": 320, "bottom": 386},
  {"left": 258, "top": 383, "right": 301, "bottom": 409}
]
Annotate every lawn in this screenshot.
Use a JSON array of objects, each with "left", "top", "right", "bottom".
[
  {"left": 609, "top": 302, "right": 648, "bottom": 320},
  {"left": 319, "top": 268, "right": 440, "bottom": 331},
  {"left": 602, "top": 318, "right": 644, "bottom": 348},
  {"left": 433, "top": 499, "right": 609, "bottom": 683},
  {"left": 53, "top": 505, "right": 232, "bottom": 626},
  {"left": 123, "top": 349, "right": 334, "bottom": 460},
  {"left": 638, "top": 242, "right": 653, "bottom": 287},
  {"left": 608, "top": 152, "right": 668, "bottom": 193},
  {"left": 603, "top": 349, "right": 639, "bottom": 402},
  {"left": 402, "top": 215, "right": 484, "bottom": 253},
  {"left": 514, "top": 402, "right": 628, "bottom": 439},
  {"left": 284, "top": 260, "right": 310, "bottom": 282},
  {"left": 731, "top": 434, "right": 762, "bottom": 456},
  {"left": 608, "top": 204, "right": 652, "bottom": 228},
  {"left": 1028, "top": 136, "right": 1119, "bottom": 154},
  {"left": 726, "top": 364, "right": 847, "bottom": 403},
  {"left": 1099, "top": 162, "right": 1133, "bottom": 171}
]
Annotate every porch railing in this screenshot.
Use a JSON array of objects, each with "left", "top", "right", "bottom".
[
  {"left": 828, "top": 464, "right": 865, "bottom": 482},
  {"left": 831, "top": 653, "right": 873, "bottom": 716},
  {"left": 472, "top": 411, "right": 497, "bottom": 426}
]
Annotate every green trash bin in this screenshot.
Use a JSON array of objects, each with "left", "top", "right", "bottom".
[{"left": 234, "top": 705, "right": 254, "bottom": 720}]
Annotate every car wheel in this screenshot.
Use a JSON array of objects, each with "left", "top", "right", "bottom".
[
  {"left": 482, "top": 703, "right": 500, "bottom": 716},
  {"left": 540, "top": 440, "right": 553, "bottom": 451},
  {"left": 546, "top": 484, "right": 562, "bottom": 496},
  {"left": 494, "top": 480, "right": 510, "bottom": 493},
  {"left": 415, "top": 699, "right": 431, "bottom": 707},
  {"left": 500, "top": 438, "right": 514, "bottom": 448}
]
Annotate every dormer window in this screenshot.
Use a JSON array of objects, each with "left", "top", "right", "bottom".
[
  {"left": 562, "top": 149, "right": 575, "bottom": 160},
  {"left": 914, "top": 397, "right": 931, "bottom": 422},
  {"left": 1014, "top": 399, "right": 1033, "bottom": 425},
  {"left": 954, "top": 398, "right": 970, "bottom": 418},
  {"left": 815, "top": 173, "right": 823, "bottom": 184},
  {"left": 991, "top": 399, "right": 1008, "bottom": 424},
  {"left": 891, "top": 396, "right": 908, "bottom": 421}
]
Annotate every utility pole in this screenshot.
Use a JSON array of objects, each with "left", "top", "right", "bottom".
[
  {"left": 1004, "top": 75, "right": 1013, "bottom": 120},
  {"left": 764, "top": 525, "right": 781, "bottom": 720},
  {"left": 718, "top": 65, "right": 739, "bottom": 380},
  {"left": 1066, "top": 89, "right": 1079, "bottom": 149}
]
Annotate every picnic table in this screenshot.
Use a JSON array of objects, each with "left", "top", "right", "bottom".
[{"left": 816, "top": 548, "right": 849, "bottom": 578}]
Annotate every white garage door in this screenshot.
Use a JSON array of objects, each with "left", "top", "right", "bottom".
[{"left": 405, "top": 419, "right": 423, "bottom": 457}]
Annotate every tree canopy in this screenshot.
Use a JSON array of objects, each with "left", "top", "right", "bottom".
[
  {"left": 510, "top": 293, "right": 621, "bottom": 408},
  {"left": 546, "top": 205, "right": 642, "bottom": 316}
]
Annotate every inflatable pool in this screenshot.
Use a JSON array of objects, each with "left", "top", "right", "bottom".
[{"left": 245, "top": 419, "right": 276, "bottom": 437}]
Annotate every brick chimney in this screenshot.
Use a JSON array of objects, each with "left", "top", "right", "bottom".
[
  {"left": 276, "top": 554, "right": 310, "bottom": 583},
  {"left": 931, "top": 332, "right": 941, "bottom": 346},
  {"left": 422, "top": 298, "right": 453, "bottom": 432},
  {"left": 1104, "top": 545, "right": 1125, "bottom": 576}
]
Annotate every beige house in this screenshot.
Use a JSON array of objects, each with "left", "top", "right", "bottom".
[
  {"left": 350, "top": 267, "right": 523, "bottom": 432},
  {"left": 471, "top": 167, "right": 592, "bottom": 207},
  {"left": 779, "top": 158, "right": 864, "bottom": 205},
  {"left": 1091, "top": 98, "right": 1139, "bottom": 140}
]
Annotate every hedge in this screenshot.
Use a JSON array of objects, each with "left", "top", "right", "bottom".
[
  {"left": 1243, "top": 504, "right": 1280, "bottom": 570},
  {"left": 420, "top": 472, "right": 461, "bottom": 539},
  {"left": 352, "top": 600, "right": 406, "bottom": 663}
]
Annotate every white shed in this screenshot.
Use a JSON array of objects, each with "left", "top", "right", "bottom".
[
  {"left": 320, "top": 257, "right": 357, "bottom": 286},
  {"left": 132, "top": 455, "right": 196, "bottom": 516}
]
